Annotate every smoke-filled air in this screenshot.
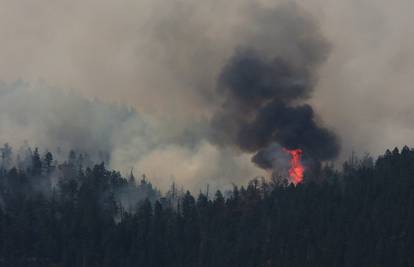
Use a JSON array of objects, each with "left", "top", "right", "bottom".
[
  {"left": 0, "top": 1, "right": 343, "bottom": 189},
  {"left": 2, "top": 0, "right": 414, "bottom": 188},
  {"left": 2, "top": 0, "right": 414, "bottom": 266}
]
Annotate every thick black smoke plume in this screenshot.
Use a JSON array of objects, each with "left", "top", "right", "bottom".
[{"left": 210, "top": 8, "right": 341, "bottom": 170}]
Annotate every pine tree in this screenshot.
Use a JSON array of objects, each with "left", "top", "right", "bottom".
[{"left": 31, "top": 147, "right": 42, "bottom": 176}]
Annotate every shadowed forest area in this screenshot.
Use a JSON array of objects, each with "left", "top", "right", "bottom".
[{"left": 0, "top": 144, "right": 414, "bottom": 266}]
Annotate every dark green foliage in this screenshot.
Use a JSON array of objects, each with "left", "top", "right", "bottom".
[{"left": 1, "top": 146, "right": 414, "bottom": 266}]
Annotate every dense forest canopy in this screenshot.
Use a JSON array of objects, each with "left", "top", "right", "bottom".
[{"left": 0, "top": 143, "right": 414, "bottom": 266}]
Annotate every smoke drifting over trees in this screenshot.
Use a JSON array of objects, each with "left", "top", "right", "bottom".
[
  {"left": 1, "top": 0, "right": 412, "bottom": 186},
  {"left": 0, "top": 82, "right": 261, "bottom": 191},
  {"left": 1, "top": 1, "right": 414, "bottom": 266},
  {"left": 0, "top": 3, "right": 342, "bottom": 187},
  {"left": 211, "top": 49, "right": 340, "bottom": 169},
  {"left": 0, "top": 0, "right": 413, "bottom": 182},
  {"left": 210, "top": 5, "right": 340, "bottom": 170}
]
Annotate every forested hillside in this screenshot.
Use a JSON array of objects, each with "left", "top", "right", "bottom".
[{"left": 0, "top": 144, "right": 414, "bottom": 267}]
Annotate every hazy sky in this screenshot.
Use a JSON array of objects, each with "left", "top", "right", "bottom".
[{"left": 0, "top": 0, "right": 413, "bottom": 189}]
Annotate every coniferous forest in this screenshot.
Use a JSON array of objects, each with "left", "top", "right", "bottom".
[{"left": 0, "top": 144, "right": 413, "bottom": 266}]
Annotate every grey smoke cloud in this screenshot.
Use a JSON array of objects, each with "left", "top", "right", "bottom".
[
  {"left": 211, "top": 46, "right": 339, "bottom": 169},
  {"left": 0, "top": 0, "right": 412, "bottom": 188},
  {"left": 0, "top": 81, "right": 262, "bottom": 191}
]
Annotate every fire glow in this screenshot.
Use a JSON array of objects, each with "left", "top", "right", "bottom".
[{"left": 284, "top": 148, "right": 304, "bottom": 184}]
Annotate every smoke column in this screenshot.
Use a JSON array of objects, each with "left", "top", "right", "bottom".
[{"left": 210, "top": 4, "right": 340, "bottom": 176}]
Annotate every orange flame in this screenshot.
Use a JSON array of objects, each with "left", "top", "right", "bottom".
[{"left": 284, "top": 148, "right": 304, "bottom": 184}]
